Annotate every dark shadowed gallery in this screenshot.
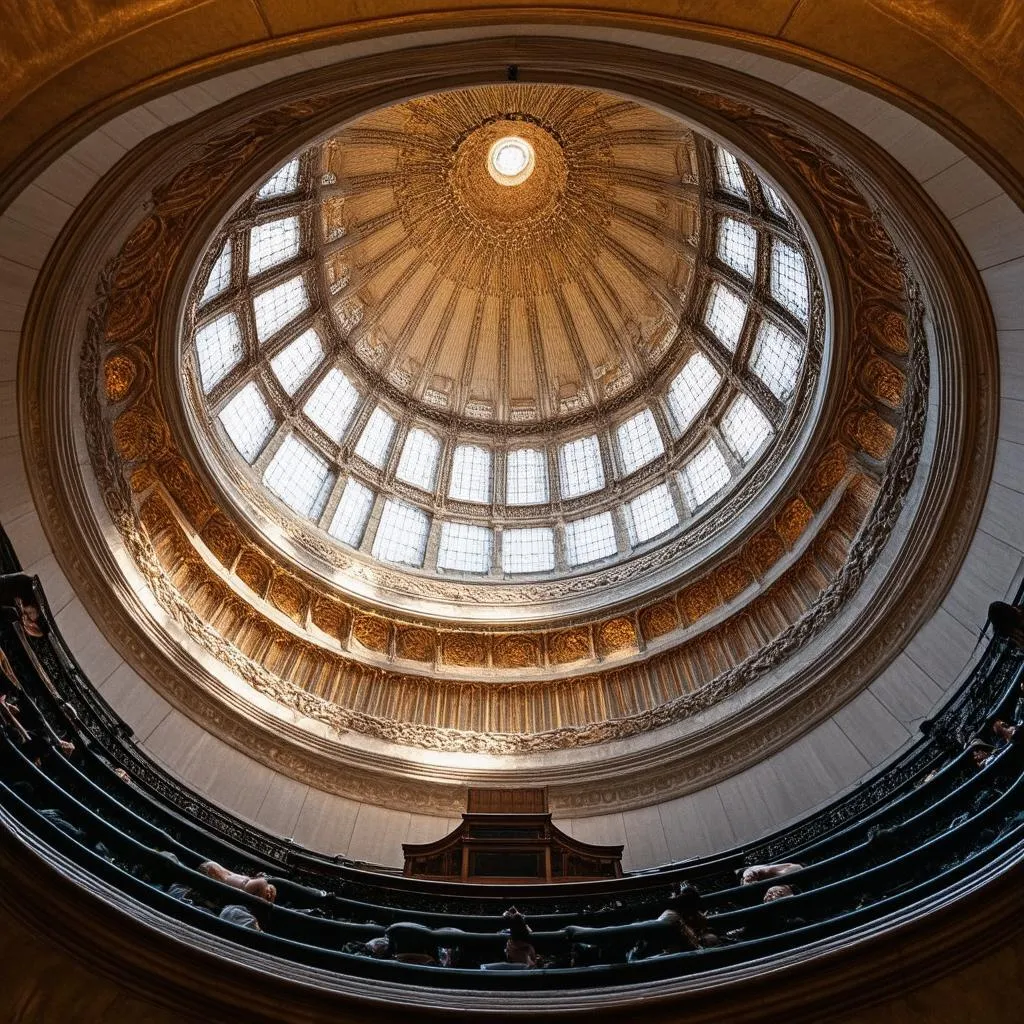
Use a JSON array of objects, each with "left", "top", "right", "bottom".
[{"left": 1, "top": 3, "right": 1024, "bottom": 1021}]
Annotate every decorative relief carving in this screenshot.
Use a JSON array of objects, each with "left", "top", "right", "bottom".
[
  {"left": 714, "top": 558, "right": 754, "bottom": 603},
  {"left": 597, "top": 618, "right": 638, "bottom": 656},
  {"left": 803, "top": 445, "right": 849, "bottom": 509},
  {"left": 310, "top": 596, "right": 349, "bottom": 643},
  {"left": 862, "top": 355, "right": 906, "bottom": 407},
  {"left": 396, "top": 627, "right": 434, "bottom": 663},
  {"left": 847, "top": 410, "right": 897, "bottom": 460},
  {"left": 549, "top": 628, "right": 592, "bottom": 665},
  {"left": 352, "top": 615, "right": 390, "bottom": 653},
  {"left": 442, "top": 633, "right": 488, "bottom": 668},
  {"left": 678, "top": 578, "right": 720, "bottom": 624},
  {"left": 269, "top": 573, "right": 309, "bottom": 625},
  {"left": 235, "top": 549, "right": 272, "bottom": 598},
  {"left": 103, "top": 353, "right": 138, "bottom": 402},
  {"left": 745, "top": 529, "right": 786, "bottom": 577},
  {"left": 198, "top": 512, "right": 242, "bottom": 567},
  {"left": 775, "top": 497, "right": 815, "bottom": 547},
  {"left": 639, "top": 602, "right": 677, "bottom": 642},
  {"left": 493, "top": 634, "right": 540, "bottom": 668}
]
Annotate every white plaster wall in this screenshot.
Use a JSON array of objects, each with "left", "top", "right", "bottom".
[{"left": 1, "top": 25, "right": 1022, "bottom": 871}]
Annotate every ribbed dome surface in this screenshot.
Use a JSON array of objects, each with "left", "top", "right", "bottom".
[{"left": 321, "top": 85, "right": 698, "bottom": 424}]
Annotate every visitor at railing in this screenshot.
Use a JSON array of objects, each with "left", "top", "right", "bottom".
[
  {"left": 989, "top": 601, "right": 1024, "bottom": 648},
  {"left": 658, "top": 882, "right": 722, "bottom": 948},
  {"left": 197, "top": 858, "right": 278, "bottom": 903},
  {"left": 738, "top": 862, "right": 804, "bottom": 885}
]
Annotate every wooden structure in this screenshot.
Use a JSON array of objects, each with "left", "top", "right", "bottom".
[{"left": 402, "top": 788, "right": 623, "bottom": 883}]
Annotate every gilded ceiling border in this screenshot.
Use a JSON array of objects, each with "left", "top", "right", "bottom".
[{"left": 18, "top": 39, "right": 995, "bottom": 816}]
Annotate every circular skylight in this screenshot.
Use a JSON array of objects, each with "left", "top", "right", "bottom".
[{"left": 487, "top": 135, "right": 535, "bottom": 185}]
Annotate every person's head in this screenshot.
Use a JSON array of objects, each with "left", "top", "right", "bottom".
[
  {"left": 763, "top": 885, "right": 794, "bottom": 903},
  {"left": 364, "top": 936, "right": 392, "bottom": 958},
  {"left": 989, "top": 602, "right": 1024, "bottom": 644},
  {"left": 991, "top": 719, "right": 1016, "bottom": 741},
  {"left": 968, "top": 739, "right": 995, "bottom": 768},
  {"left": 503, "top": 907, "right": 531, "bottom": 939},
  {"left": 669, "top": 883, "right": 702, "bottom": 916},
  {"left": 15, "top": 599, "right": 43, "bottom": 637},
  {"left": 244, "top": 875, "right": 277, "bottom": 902}
]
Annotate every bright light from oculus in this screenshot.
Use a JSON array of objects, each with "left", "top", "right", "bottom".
[{"left": 487, "top": 136, "right": 535, "bottom": 186}]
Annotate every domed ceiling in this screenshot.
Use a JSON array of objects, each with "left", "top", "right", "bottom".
[
  {"left": 319, "top": 86, "right": 697, "bottom": 423},
  {"left": 183, "top": 84, "right": 818, "bottom": 619},
  {"left": 47, "top": 52, "right": 938, "bottom": 810}
]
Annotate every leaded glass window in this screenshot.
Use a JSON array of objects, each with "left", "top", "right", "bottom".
[
  {"left": 248, "top": 216, "right": 301, "bottom": 277},
  {"left": 354, "top": 406, "right": 396, "bottom": 469},
  {"left": 395, "top": 428, "right": 441, "bottom": 491},
  {"left": 195, "top": 311, "right": 243, "bottom": 393},
  {"left": 721, "top": 393, "right": 773, "bottom": 463},
  {"left": 218, "top": 382, "right": 274, "bottom": 463},
  {"left": 626, "top": 484, "right": 679, "bottom": 545},
  {"left": 448, "top": 444, "right": 492, "bottom": 503},
  {"left": 679, "top": 440, "right": 732, "bottom": 510},
  {"left": 371, "top": 499, "right": 429, "bottom": 567},
  {"left": 558, "top": 435, "right": 605, "bottom": 498},
  {"left": 253, "top": 276, "right": 309, "bottom": 343},
  {"left": 302, "top": 368, "right": 360, "bottom": 442},
  {"left": 263, "top": 434, "right": 334, "bottom": 518},
  {"left": 506, "top": 448, "right": 549, "bottom": 505},
  {"left": 617, "top": 408, "right": 665, "bottom": 475},
  {"left": 328, "top": 477, "right": 375, "bottom": 547},
  {"left": 666, "top": 352, "right": 720, "bottom": 433},
  {"left": 502, "top": 527, "right": 555, "bottom": 574},
  {"left": 437, "top": 522, "right": 493, "bottom": 574},
  {"left": 564, "top": 512, "right": 617, "bottom": 566},
  {"left": 705, "top": 282, "right": 748, "bottom": 351}
]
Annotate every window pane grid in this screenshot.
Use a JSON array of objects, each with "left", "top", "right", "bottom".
[
  {"left": 269, "top": 328, "right": 324, "bottom": 395},
  {"left": 627, "top": 483, "right": 679, "bottom": 545},
  {"left": 558, "top": 435, "right": 605, "bottom": 498},
  {"left": 253, "top": 276, "right": 309, "bottom": 343},
  {"left": 371, "top": 499, "right": 429, "bottom": 567},
  {"left": 721, "top": 394, "right": 774, "bottom": 462},
  {"left": 770, "top": 240, "right": 810, "bottom": 323},
  {"left": 717, "top": 216, "right": 757, "bottom": 279},
  {"left": 705, "top": 282, "right": 748, "bottom": 351},
  {"left": 565, "top": 512, "right": 617, "bottom": 566},
  {"left": 195, "top": 311, "right": 244, "bottom": 393},
  {"left": 218, "top": 382, "right": 275, "bottom": 463},
  {"left": 396, "top": 428, "right": 441, "bottom": 491},
  {"left": 248, "top": 217, "right": 301, "bottom": 277},
  {"left": 714, "top": 147, "right": 747, "bottom": 197},
  {"left": 328, "top": 478, "right": 374, "bottom": 547},
  {"left": 502, "top": 527, "right": 555, "bottom": 574},
  {"left": 666, "top": 352, "right": 721, "bottom": 433},
  {"left": 616, "top": 408, "right": 665, "bottom": 475},
  {"left": 679, "top": 440, "right": 732, "bottom": 510},
  {"left": 760, "top": 179, "right": 789, "bottom": 219},
  {"left": 448, "top": 444, "right": 492, "bottom": 503},
  {"left": 257, "top": 158, "right": 300, "bottom": 199},
  {"left": 354, "top": 406, "right": 396, "bottom": 468},
  {"left": 437, "top": 522, "right": 493, "bottom": 574},
  {"left": 750, "top": 320, "right": 803, "bottom": 400},
  {"left": 302, "top": 368, "right": 360, "bottom": 442},
  {"left": 200, "top": 239, "right": 232, "bottom": 303},
  {"left": 263, "top": 433, "right": 334, "bottom": 519},
  {"left": 506, "top": 448, "right": 549, "bottom": 505}
]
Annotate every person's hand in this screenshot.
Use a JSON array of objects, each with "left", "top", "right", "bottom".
[{"left": 57, "top": 739, "right": 75, "bottom": 757}]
